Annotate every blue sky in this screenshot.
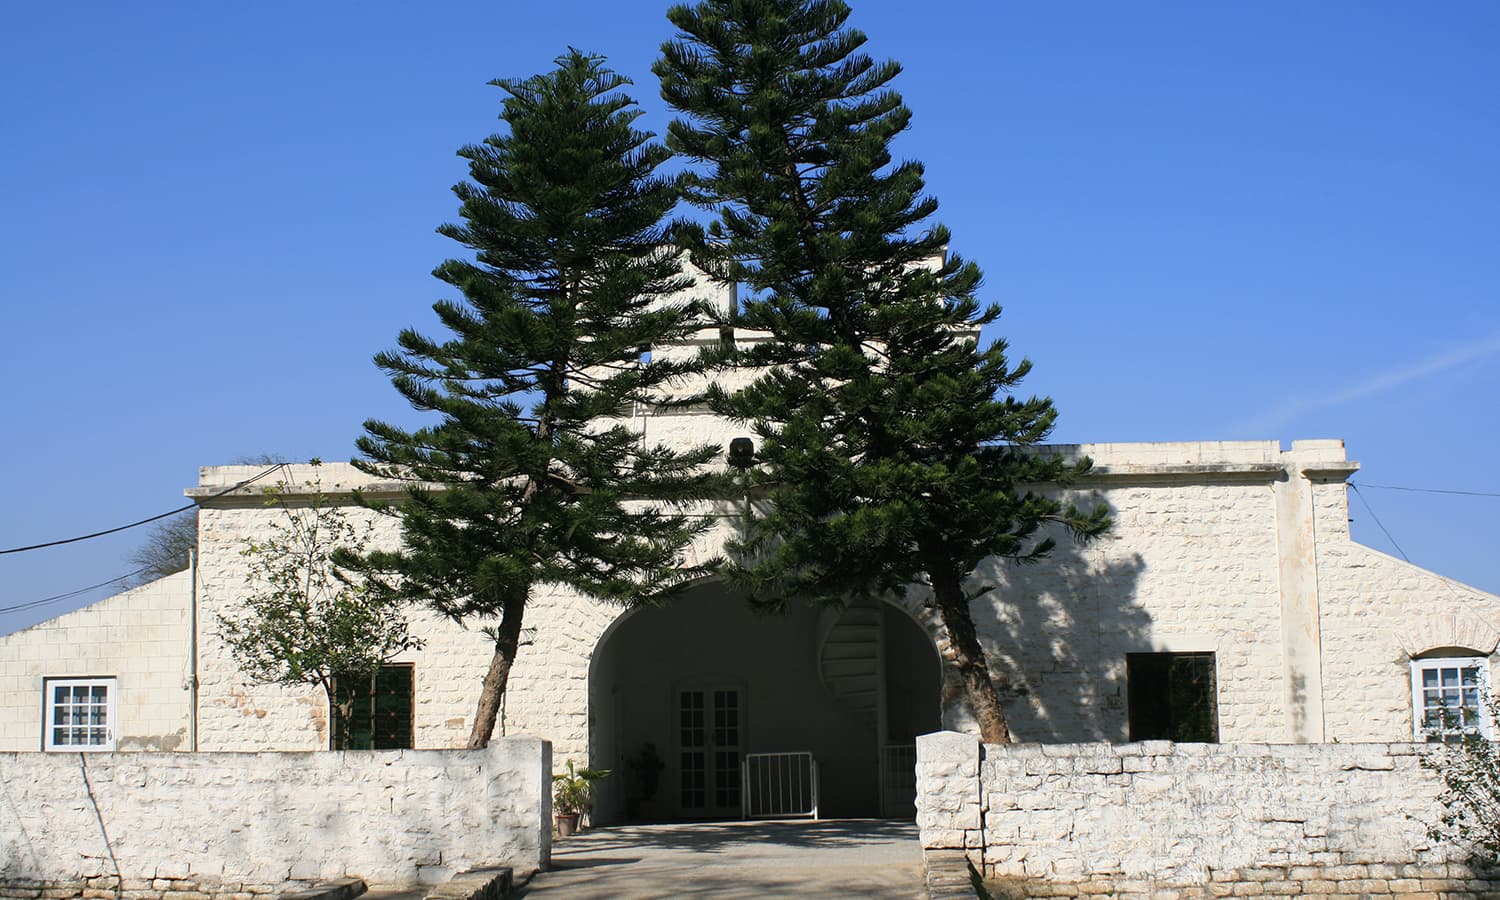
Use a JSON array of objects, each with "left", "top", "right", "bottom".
[{"left": 1, "top": 1, "right": 1496, "bottom": 635}]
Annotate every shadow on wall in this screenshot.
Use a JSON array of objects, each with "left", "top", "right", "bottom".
[
  {"left": 930, "top": 491, "right": 1150, "bottom": 744},
  {"left": 0, "top": 772, "right": 42, "bottom": 881}
]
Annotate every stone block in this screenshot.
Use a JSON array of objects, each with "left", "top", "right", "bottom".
[
  {"left": 1259, "top": 881, "right": 1301, "bottom": 895},
  {"left": 1334, "top": 879, "right": 1390, "bottom": 893}
]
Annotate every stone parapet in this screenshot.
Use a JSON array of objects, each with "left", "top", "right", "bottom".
[
  {"left": 982, "top": 863, "right": 1497, "bottom": 898},
  {"left": 916, "top": 733, "right": 1489, "bottom": 896},
  {"left": 0, "top": 738, "right": 550, "bottom": 894}
]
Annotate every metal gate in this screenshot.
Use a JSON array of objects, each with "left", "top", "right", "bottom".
[
  {"left": 878, "top": 743, "right": 917, "bottom": 818},
  {"left": 741, "top": 751, "right": 819, "bottom": 819}
]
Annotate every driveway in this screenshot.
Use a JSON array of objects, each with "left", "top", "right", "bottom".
[{"left": 515, "top": 819, "right": 927, "bottom": 899}]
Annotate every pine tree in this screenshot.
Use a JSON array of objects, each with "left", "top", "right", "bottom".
[
  {"left": 656, "top": 0, "right": 1110, "bottom": 743},
  {"left": 352, "top": 51, "right": 720, "bottom": 749}
]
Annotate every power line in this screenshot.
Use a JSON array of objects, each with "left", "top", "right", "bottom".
[
  {"left": 1352, "top": 481, "right": 1500, "bottom": 499},
  {"left": 1349, "top": 482, "right": 1470, "bottom": 601},
  {"left": 0, "top": 464, "right": 286, "bottom": 556},
  {"left": 0, "top": 567, "right": 153, "bottom": 614},
  {"left": 1348, "top": 483, "right": 1411, "bottom": 564}
]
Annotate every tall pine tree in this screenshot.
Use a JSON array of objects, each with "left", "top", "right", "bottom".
[
  {"left": 352, "top": 51, "right": 720, "bottom": 749},
  {"left": 656, "top": 0, "right": 1110, "bottom": 743}
]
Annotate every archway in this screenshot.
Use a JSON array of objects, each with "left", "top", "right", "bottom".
[{"left": 587, "top": 581, "right": 941, "bottom": 823}]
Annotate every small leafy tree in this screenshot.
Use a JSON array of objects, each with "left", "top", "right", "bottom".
[
  {"left": 218, "top": 461, "right": 419, "bottom": 747},
  {"left": 1423, "top": 706, "right": 1500, "bottom": 865}
]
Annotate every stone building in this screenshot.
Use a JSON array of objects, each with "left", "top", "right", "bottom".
[
  {"left": 5, "top": 294, "right": 1498, "bottom": 823},
  {"left": 6, "top": 434, "right": 1497, "bottom": 823}
]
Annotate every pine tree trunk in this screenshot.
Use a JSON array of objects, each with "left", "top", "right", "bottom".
[
  {"left": 930, "top": 565, "right": 1012, "bottom": 745},
  {"left": 466, "top": 595, "right": 526, "bottom": 749}
]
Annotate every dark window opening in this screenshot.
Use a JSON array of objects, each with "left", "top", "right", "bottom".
[
  {"left": 333, "top": 664, "right": 414, "bottom": 750},
  {"left": 1127, "top": 652, "right": 1219, "bottom": 743}
]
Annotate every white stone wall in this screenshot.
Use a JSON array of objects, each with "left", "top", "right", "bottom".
[
  {"left": 0, "top": 571, "right": 192, "bottom": 752},
  {"left": 916, "top": 731, "right": 1482, "bottom": 894},
  {"left": 0, "top": 737, "right": 550, "bottom": 892},
  {"left": 955, "top": 474, "right": 1286, "bottom": 742}
]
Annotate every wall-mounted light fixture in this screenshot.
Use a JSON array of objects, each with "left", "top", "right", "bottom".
[{"left": 727, "top": 437, "right": 755, "bottom": 469}]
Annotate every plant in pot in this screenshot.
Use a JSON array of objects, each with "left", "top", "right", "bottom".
[
  {"left": 553, "top": 759, "right": 610, "bottom": 837},
  {"left": 625, "top": 742, "right": 665, "bottom": 822}
]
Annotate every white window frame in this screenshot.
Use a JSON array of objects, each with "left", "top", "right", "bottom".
[
  {"left": 1411, "top": 656, "right": 1491, "bottom": 742},
  {"left": 42, "top": 677, "right": 117, "bottom": 752}
]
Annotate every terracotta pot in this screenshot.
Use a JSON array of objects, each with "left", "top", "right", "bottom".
[{"left": 555, "top": 813, "right": 580, "bottom": 837}]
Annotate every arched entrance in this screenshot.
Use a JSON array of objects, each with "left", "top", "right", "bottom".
[{"left": 587, "top": 581, "right": 941, "bottom": 823}]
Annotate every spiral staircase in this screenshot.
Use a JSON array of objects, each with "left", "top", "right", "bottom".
[{"left": 817, "top": 598, "right": 884, "bottom": 713}]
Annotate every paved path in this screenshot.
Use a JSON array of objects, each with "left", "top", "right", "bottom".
[{"left": 515, "top": 819, "right": 927, "bottom": 899}]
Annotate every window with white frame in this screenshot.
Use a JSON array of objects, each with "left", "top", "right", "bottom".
[
  {"left": 43, "top": 677, "right": 116, "bottom": 751},
  {"left": 1411, "top": 653, "right": 1491, "bottom": 743}
]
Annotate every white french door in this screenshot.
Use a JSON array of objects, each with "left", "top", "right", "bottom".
[{"left": 677, "top": 687, "right": 742, "bottom": 817}]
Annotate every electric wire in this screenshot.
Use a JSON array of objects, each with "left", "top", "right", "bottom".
[
  {"left": 1351, "top": 481, "right": 1500, "bottom": 499},
  {"left": 0, "top": 567, "right": 154, "bottom": 614},
  {"left": 0, "top": 464, "right": 289, "bottom": 617},
  {"left": 5, "top": 468, "right": 1490, "bottom": 617},
  {"left": 1348, "top": 483, "right": 1411, "bottom": 563},
  {"left": 0, "top": 464, "right": 286, "bottom": 556},
  {"left": 1349, "top": 482, "right": 1469, "bottom": 601}
]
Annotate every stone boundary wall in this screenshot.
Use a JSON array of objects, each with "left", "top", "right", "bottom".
[
  {"left": 0, "top": 737, "right": 551, "bottom": 899},
  {"left": 915, "top": 731, "right": 1493, "bottom": 897}
]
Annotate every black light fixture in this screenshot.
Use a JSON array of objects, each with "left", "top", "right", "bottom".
[{"left": 727, "top": 436, "right": 756, "bottom": 469}]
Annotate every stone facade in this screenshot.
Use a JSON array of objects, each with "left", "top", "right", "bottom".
[
  {"left": 169, "top": 437, "right": 1500, "bottom": 763},
  {"left": 0, "top": 571, "right": 192, "bottom": 753},
  {"left": 8, "top": 420, "right": 1500, "bottom": 884},
  {"left": 915, "top": 731, "right": 1493, "bottom": 896},
  {"left": 0, "top": 736, "right": 550, "bottom": 895},
  {"left": 11, "top": 433, "right": 1491, "bottom": 766}
]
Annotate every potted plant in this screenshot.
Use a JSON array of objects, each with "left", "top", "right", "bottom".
[
  {"left": 553, "top": 758, "right": 610, "bottom": 837},
  {"left": 625, "top": 742, "right": 665, "bottom": 822}
]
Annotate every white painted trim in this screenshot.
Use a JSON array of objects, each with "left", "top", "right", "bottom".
[
  {"left": 1410, "top": 656, "right": 1491, "bottom": 741},
  {"left": 42, "top": 676, "right": 117, "bottom": 752}
]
